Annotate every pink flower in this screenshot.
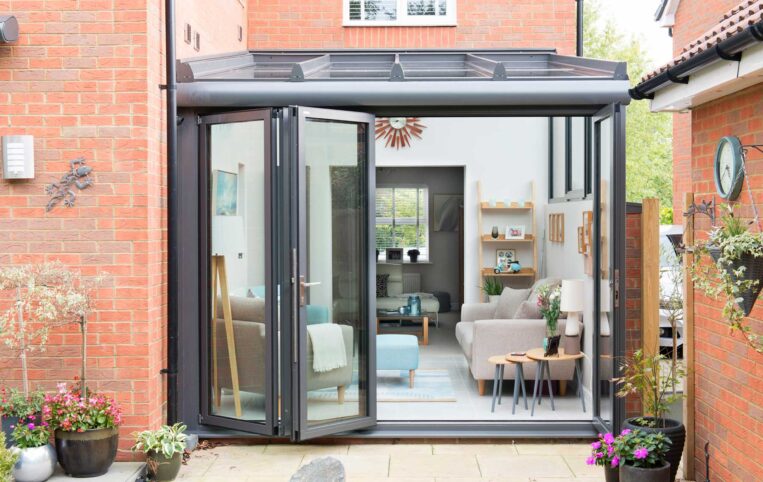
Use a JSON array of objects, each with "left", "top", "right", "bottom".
[
  {"left": 595, "top": 452, "right": 604, "bottom": 459},
  {"left": 586, "top": 456, "right": 596, "bottom": 466},
  {"left": 591, "top": 441, "right": 601, "bottom": 450},
  {"left": 27, "top": 423, "right": 35, "bottom": 430},
  {"left": 620, "top": 429, "right": 631, "bottom": 436},
  {"left": 611, "top": 456, "right": 620, "bottom": 468},
  {"left": 607, "top": 444, "right": 614, "bottom": 456},
  {"left": 603, "top": 433, "right": 615, "bottom": 445},
  {"left": 634, "top": 447, "right": 649, "bottom": 460}
]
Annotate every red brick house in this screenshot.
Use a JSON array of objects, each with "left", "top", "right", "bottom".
[
  {"left": 632, "top": 1, "right": 763, "bottom": 480},
  {"left": 0, "top": 0, "right": 649, "bottom": 460}
]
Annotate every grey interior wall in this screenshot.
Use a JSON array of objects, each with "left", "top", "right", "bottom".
[{"left": 376, "top": 166, "right": 464, "bottom": 310}]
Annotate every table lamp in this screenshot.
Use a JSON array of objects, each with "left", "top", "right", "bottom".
[{"left": 560, "top": 279, "right": 584, "bottom": 355}]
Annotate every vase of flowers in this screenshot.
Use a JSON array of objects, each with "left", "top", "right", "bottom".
[
  {"left": 10, "top": 416, "right": 56, "bottom": 482},
  {"left": 132, "top": 423, "right": 188, "bottom": 482},
  {"left": 585, "top": 431, "right": 622, "bottom": 482},
  {"left": 43, "top": 382, "right": 122, "bottom": 478},
  {"left": 613, "top": 429, "right": 671, "bottom": 482},
  {"left": 537, "top": 283, "right": 561, "bottom": 355}
]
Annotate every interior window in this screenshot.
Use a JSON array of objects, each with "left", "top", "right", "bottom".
[
  {"left": 376, "top": 186, "right": 429, "bottom": 261},
  {"left": 549, "top": 116, "right": 590, "bottom": 201}
]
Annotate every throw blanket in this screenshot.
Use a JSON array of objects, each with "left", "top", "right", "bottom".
[{"left": 306, "top": 323, "right": 348, "bottom": 373}]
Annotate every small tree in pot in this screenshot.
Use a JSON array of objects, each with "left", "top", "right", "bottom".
[
  {"left": 132, "top": 423, "right": 188, "bottom": 482},
  {"left": 615, "top": 350, "right": 685, "bottom": 482},
  {"left": 613, "top": 429, "right": 672, "bottom": 482}
]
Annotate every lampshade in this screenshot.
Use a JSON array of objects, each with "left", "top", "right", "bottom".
[{"left": 560, "top": 279, "right": 584, "bottom": 312}]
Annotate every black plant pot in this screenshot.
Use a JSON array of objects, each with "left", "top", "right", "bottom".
[
  {"left": 409, "top": 253, "right": 419, "bottom": 263},
  {"left": 55, "top": 427, "right": 119, "bottom": 478},
  {"left": 622, "top": 417, "right": 684, "bottom": 482},
  {"left": 708, "top": 247, "right": 763, "bottom": 315},
  {"left": 620, "top": 462, "right": 670, "bottom": 482},
  {"left": 1, "top": 415, "right": 19, "bottom": 447},
  {"left": 147, "top": 451, "right": 182, "bottom": 482},
  {"left": 604, "top": 464, "right": 620, "bottom": 482}
]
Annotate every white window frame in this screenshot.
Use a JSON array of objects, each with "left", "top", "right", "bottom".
[
  {"left": 343, "top": 0, "right": 457, "bottom": 27},
  {"left": 376, "top": 185, "right": 430, "bottom": 262}
]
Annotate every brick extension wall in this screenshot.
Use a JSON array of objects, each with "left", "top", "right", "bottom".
[
  {"left": 690, "top": 84, "right": 763, "bottom": 482},
  {"left": 247, "top": 0, "right": 576, "bottom": 53},
  {"left": 0, "top": 0, "right": 166, "bottom": 459},
  {"left": 624, "top": 205, "right": 642, "bottom": 418}
]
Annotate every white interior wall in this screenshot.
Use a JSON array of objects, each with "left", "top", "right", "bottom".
[{"left": 376, "top": 117, "right": 549, "bottom": 304}]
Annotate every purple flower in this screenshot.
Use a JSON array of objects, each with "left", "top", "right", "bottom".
[
  {"left": 611, "top": 456, "right": 620, "bottom": 468},
  {"left": 595, "top": 452, "right": 604, "bottom": 459},
  {"left": 27, "top": 423, "right": 35, "bottom": 430},
  {"left": 603, "top": 433, "right": 615, "bottom": 445},
  {"left": 591, "top": 441, "right": 601, "bottom": 450},
  {"left": 621, "top": 428, "right": 631, "bottom": 436},
  {"left": 586, "top": 456, "right": 596, "bottom": 466},
  {"left": 634, "top": 447, "right": 649, "bottom": 460},
  {"left": 607, "top": 444, "right": 614, "bottom": 456}
]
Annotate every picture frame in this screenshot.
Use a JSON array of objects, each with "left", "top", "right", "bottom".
[
  {"left": 505, "top": 225, "right": 526, "bottom": 240},
  {"left": 496, "top": 249, "right": 516, "bottom": 272},
  {"left": 385, "top": 248, "right": 404, "bottom": 262},
  {"left": 549, "top": 213, "right": 564, "bottom": 243},
  {"left": 583, "top": 210, "right": 593, "bottom": 254},
  {"left": 577, "top": 226, "right": 585, "bottom": 254},
  {"left": 213, "top": 170, "right": 238, "bottom": 216}
]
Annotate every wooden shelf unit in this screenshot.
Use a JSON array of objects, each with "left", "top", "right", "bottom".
[{"left": 477, "top": 180, "right": 538, "bottom": 297}]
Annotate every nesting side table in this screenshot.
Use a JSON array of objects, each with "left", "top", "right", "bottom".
[
  {"left": 488, "top": 354, "right": 530, "bottom": 414},
  {"left": 526, "top": 347, "right": 586, "bottom": 416}
]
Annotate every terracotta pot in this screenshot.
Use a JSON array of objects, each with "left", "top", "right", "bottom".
[
  {"left": 147, "top": 451, "right": 182, "bottom": 482},
  {"left": 622, "top": 417, "right": 684, "bottom": 482},
  {"left": 619, "top": 462, "right": 670, "bottom": 482},
  {"left": 55, "top": 427, "right": 119, "bottom": 478}
]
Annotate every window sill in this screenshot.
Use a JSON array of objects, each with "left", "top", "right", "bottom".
[
  {"left": 343, "top": 21, "right": 457, "bottom": 27},
  {"left": 377, "top": 260, "right": 432, "bottom": 265}
]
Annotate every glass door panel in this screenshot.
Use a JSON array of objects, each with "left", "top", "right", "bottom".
[
  {"left": 293, "top": 107, "right": 376, "bottom": 440},
  {"left": 199, "top": 109, "right": 276, "bottom": 434}
]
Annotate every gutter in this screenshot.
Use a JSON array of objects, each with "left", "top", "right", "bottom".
[
  {"left": 576, "top": 0, "right": 584, "bottom": 57},
  {"left": 630, "top": 20, "right": 763, "bottom": 100}
]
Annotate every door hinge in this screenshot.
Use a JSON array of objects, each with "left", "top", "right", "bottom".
[
  {"left": 197, "top": 413, "right": 203, "bottom": 424},
  {"left": 613, "top": 269, "right": 620, "bottom": 309},
  {"left": 196, "top": 115, "right": 202, "bottom": 125}
]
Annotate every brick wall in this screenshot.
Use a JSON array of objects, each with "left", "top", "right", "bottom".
[
  {"left": 246, "top": 0, "right": 577, "bottom": 53},
  {"left": 624, "top": 205, "right": 643, "bottom": 418},
  {"left": 689, "top": 84, "right": 763, "bottom": 482},
  {"left": 0, "top": 0, "right": 166, "bottom": 459},
  {"left": 176, "top": 0, "right": 247, "bottom": 59}
]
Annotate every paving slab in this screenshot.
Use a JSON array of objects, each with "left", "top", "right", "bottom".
[{"left": 48, "top": 463, "right": 145, "bottom": 482}]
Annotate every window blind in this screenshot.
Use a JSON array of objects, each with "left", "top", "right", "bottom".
[{"left": 376, "top": 186, "right": 429, "bottom": 261}]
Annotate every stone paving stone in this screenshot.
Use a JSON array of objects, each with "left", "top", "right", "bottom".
[
  {"left": 264, "top": 443, "right": 349, "bottom": 455},
  {"left": 301, "top": 454, "right": 390, "bottom": 478},
  {"left": 562, "top": 454, "right": 604, "bottom": 478},
  {"left": 390, "top": 454, "right": 482, "bottom": 478},
  {"left": 514, "top": 443, "right": 592, "bottom": 456},
  {"left": 477, "top": 454, "right": 574, "bottom": 479},
  {"left": 432, "top": 443, "right": 519, "bottom": 455},
  {"left": 348, "top": 443, "right": 434, "bottom": 455}
]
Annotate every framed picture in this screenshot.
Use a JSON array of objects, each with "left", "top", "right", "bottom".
[
  {"left": 549, "top": 213, "right": 564, "bottom": 243},
  {"left": 583, "top": 210, "right": 593, "bottom": 254},
  {"left": 213, "top": 170, "right": 238, "bottom": 216},
  {"left": 385, "top": 248, "right": 404, "bottom": 262},
  {"left": 496, "top": 249, "right": 516, "bottom": 272},
  {"left": 506, "top": 225, "right": 525, "bottom": 239},
  {"left": 433, "top": 194, "right": 463, "bottom": 232},
  {"left": 577, "top": 226, "right": 585, "bottom": 254}
]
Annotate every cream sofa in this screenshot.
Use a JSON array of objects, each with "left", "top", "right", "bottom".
[{"left": 456, "top": 299, "right": 583, "bottom": 396}]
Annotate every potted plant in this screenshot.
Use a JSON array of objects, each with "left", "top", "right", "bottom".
[
  {"left": 585, "top": 431, "right": 622, "bottom": 482},
  {"left": 0, "top": 388, "right": 45, "bottom": 447},
  {"left": 132, "top": 423, "right": 188, "bottom": 482},
  {"left": 0, "top": 432, "right": 18, "bottom": 482},
  {"left": 615, "top": 350, "right": 685, "bottom": 482},
  {"left": 407, "top": 249, "right": 420, "bottom": 263},
  {"left": 537, "top": 283, "right": 561, "bottom": 354},
  {"left": 691, "top": 204, "right": 763, "bottom": 352},
  {"left": 613, "top": 429, "right": 671, "bottom": 482},
  {"left": 481, "top": 277, "right": 503, "bottom": 303},
  {"left": 43, "top": 382, "right": 123, "bottom": 477},
  {"left": 10, "top": 416, "right": 56, "bottom": 482}
]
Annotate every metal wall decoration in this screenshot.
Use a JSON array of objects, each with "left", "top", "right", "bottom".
[
  {"left": 683, "top": 198, "right": 715, "bottom": 226},
  {"left": 375, "top": 117, "right": 426, "bottom": 149},
  {"left": 45, "top": 157, "right": 93, "bottom": 212}
]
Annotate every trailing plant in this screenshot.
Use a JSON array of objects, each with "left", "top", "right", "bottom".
[
  {"left": 42, "top": 382, "right": 122, "bottom": 432},
  {"left": 615, "top": 349, "right": 686, "bottom": 427},
  {"left": 613, "top": 429, "right": 671, "bottom": 469},
  {"left": 0, "top": 432, "right": 18, "bottom": 480},
  {"left": 132, "top": 423, "right": 188, "bottom": 459},
  {"left": 691, "top": 204, "right": 763, "bottom": 353},
  {"left": 11, "top": 415, "right": 51, "bottom": 449},
  {"left": 0, "top": 387, "right": 45, "bottom": 418},
  {"left": 536, "top": 283, "right": 561, "bottom": 336},
  {"left": 481, "top": 277, "right": 503, "bottom": 297}
]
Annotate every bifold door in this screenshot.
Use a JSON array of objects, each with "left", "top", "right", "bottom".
[{"left": 198, "top": 107, "right": 377, "bottom": 440}]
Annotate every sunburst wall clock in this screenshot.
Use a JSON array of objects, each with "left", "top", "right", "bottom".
[{"left": 375, "top": 117, "right": 426, "bottom": 149}]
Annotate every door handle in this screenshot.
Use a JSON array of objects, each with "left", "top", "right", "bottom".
[{"left": 299, "top": 277, "right": 321, "bottom": 306}]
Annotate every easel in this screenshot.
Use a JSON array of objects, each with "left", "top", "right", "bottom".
[{"left": 211, "top": 254, "right": 242, "bottom": 417}]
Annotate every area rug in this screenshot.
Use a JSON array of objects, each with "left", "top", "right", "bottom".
[{"left": 307, "top": 369, "right": 456, "bottom": 403}]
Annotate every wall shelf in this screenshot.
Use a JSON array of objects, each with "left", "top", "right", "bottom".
[
  {"left": 480, "top": 202, "right": 534, "bottom": 211},
  {"left": 481, "top": 267, "right": 536, "bottom": 278},
  {"left": 481, "top": 234, "right": 534, "bottom": 243}
]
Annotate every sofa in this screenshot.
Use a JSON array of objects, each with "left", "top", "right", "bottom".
[
  {"left": 455, "top": 279, "right": 583, "bottom": 396},
  {"left": 376, "top": 263, "right": 440, "bottom": 323}
]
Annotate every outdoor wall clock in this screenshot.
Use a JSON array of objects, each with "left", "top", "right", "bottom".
[
  {"left": 375, "top": 117, "right": 426, "bottom": 149},
  {"left": 714, "top": 135, "right": 745, "bottom": 201}
]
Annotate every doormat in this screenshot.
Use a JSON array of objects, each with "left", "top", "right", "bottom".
[{"left": 307, "top": 369, "right": 456, "bottom": 403}]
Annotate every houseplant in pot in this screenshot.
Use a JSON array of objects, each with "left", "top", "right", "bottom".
[
  {"left": 613, "top": 429, "right": 671, "bottom": 482},
  {"left": 481, "top": 277, "right": 503, "bottom": 303},
  {"left": 43, "top": 382, "right": 123, "bottom": 477},
  {"left": 537, "top": 283, "right": 561, "bottom": 355},
  {"left": 407, "top": 248, "right": 420, "bottom": 263},
  {"left": 0, "top": 388, "right": 44, "bottom": 447},
  {"left": 615, "top": 350, "right": 685, "bottom": 482},
  {"left": 132, "top": 423, "right": 188, "bottom": 482},
  {"left": 585, "top": 431, "right": 622, "bottom": 482},
  {"left": 11, "top": 416, "right": 56, "bottom": 482}
]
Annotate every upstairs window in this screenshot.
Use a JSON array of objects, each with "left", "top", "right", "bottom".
[
  {"left": 345, "top": 0, "right": 457, "bottom": 26},
  {"left": 376, "top": 186, "right": 429, "bottom": 261}
]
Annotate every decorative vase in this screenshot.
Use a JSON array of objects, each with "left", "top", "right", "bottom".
[
  {"left": 604, "top": 464, "right": 620, "bottom": 482},
  {"left": 619, "top": 462, "right": 670, "bottom": 482},
  {"left": 622, "top": 417, "right": 684, "bottom": 482},
  {"left": 55, "top": 427, "right": 119, "bottom": 478},
  {"left": 1, "top": 415, "right": 19, "bottom": 447},
  {"left": 708, "top": 247, "right": 763, "bottom": 315},
  {"left": 147, "top": 451, "right": 182, "bottom": 482},
  {"left": 12, "top": 444, "right": 57, "bottom": 482},
  {"left": 491, "top": 226, "right": 499, "bottom": 239},
  {"left": 409, "top": 252, "right": 419, "bottom": 263}
]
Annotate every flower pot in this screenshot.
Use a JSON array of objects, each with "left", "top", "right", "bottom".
[
  {"left": 623, "top": 417, "right": 684, "bottom": 482},
  {"left": 1, "top": 415, "right": 19, "bottom": 447},
  {"left": 708, "top": 247, "right": 763, "bottom": 315},
  {"left": 488, "top": 295, "right": 500, "bottom": 304},
  {"left": 604, "top": 464, "right": 620, "bottom": 482},
  {"left": 147, "top": 451, "right": 182, "bottom": 482},
  {"left": 563, "top": 334, "right": 580, "bottom": 355},
  {"left": 409, "top": 253, "right": 419, "bottom": 263},
  {"left": 55, "top": 427, "right": 119, "bottom": 478},
  {"left": 12, "top": 444, "right": 57, "bottom": 482},
  {"left": 619, "top": 462, "right": 670, "bottom": 482}
]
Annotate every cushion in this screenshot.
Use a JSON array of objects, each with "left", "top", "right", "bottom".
[
  {"left": 513, "top": 300, "right": 542, "bottom": 319},
  {"left": 494, "top": 287, "right": 530, "bottom": 319},
  {"left": 376, "top": 274, "right": 390, "bottom": 298}
]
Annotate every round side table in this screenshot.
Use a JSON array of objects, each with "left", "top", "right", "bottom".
[
  {"left": 487, "top": 355, "right": 513, "bottom": 413},
  {"left": 526, "top": 347, "right": 586, "bottom": 416},
  {"left": 505, "top": 353, "right": 530, "bottom": 414}
]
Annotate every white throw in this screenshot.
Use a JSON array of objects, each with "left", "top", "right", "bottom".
[{"left": 307, "top": 323, "right": 348, "bottom": 373}]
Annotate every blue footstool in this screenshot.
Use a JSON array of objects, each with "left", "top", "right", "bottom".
[{"left": 377, "top": 334, "right": 419, "bottom": 388}]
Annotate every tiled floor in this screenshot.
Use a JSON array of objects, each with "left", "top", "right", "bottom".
[{"left": 176, "top": 442, "right": 608, "bottom": 481}]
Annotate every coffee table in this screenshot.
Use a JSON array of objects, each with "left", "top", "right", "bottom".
[
  {"left": 376, "top": 313, "right": 429, "bottom": 345},
  {"left": 526, "top": 347, "right": 586, "bottom": 416}
]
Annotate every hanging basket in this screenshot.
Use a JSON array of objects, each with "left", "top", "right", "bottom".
[{"left": 708, "top": 247, "right": 763, "bottom": 316}]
